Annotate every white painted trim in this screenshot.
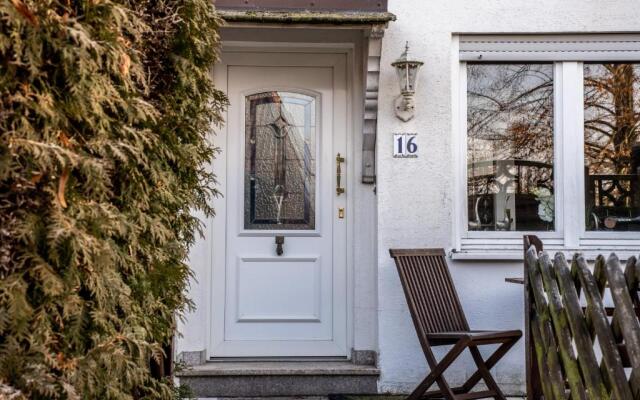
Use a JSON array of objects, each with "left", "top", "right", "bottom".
[
  {"left": 345, "top": 39, "right": 359, "bottom": 357},
  {"left": 451, "top": 36, "right": 463, "bottom": 252},
  {"left": 222, "top": 41, "right": 357, "bottom": 53},
  {"left": 451, "top": 250, "right": 640, "bottom": 262},
  {"left": 560, "top": 62, "right": 581, "bottom": 248},
  {"left": 462, "top": 231, "right": 563, "bottom": 240},
  {"left": 450, "top": 251, "right": 525, "bottom": 261},
  {"left": 459, "top": 34, "right": 640, "bottom": 61},
  {"left": 208, "top": 61, "right": 229, "bottom": 360},
  {"left": 552, "top": 62, "right": 565, "bottom": 243},
  {"left": 209, "top": 43, "right": 357, "bottom": 359},
  {"left": 582, "top": 232, "right": 640, "bottom": 240},
  {"left": 221, "top": 22, "right": 385, "bottom": 31},
  {"left": 456, "top": 62, "right": 469, "bottom": 243},
  {"left": 333, "top": 51, "right": 350, "bottom": 357}
]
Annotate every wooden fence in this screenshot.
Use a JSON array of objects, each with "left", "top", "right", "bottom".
[{"left": 525, "top": 245, "right": 640, "bottom": 399}]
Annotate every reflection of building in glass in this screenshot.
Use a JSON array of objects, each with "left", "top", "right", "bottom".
[
  {"left": 244, "top": 91, "right": 317, "bottom": 230},
  {"left": 466, "top": 64, "right": 555, "bottom": 231},
  {"left": 584, "top": 64, "right": 640, "bottom": 231}
]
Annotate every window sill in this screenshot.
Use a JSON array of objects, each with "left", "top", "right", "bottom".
[
  {"left": 450, "top": 248, "right": 640, "bottom": 262},
  {"left": 450, "top": 251, "right": 524, "bottom": 261}
]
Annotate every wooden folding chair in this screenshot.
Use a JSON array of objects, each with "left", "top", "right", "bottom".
[{"left": 390, "top": 248, "right": 522, "bottom": 400}]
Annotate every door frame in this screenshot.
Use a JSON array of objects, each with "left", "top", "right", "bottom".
[{"left": 207, "top": 42, "right": 358, "bottom": 359}]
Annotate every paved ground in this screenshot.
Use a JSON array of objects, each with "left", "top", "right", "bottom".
[{"left": 198, "top": 397, "right": 526, "bottom": 400}]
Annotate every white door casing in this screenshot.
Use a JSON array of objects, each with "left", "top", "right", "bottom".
[{"left": 211, "top": 52, "right": 348, "bottom": 357}]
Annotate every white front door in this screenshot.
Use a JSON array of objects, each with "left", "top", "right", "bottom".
[{"left": 211, "top": 52, "right": 348, "bottom": 357}]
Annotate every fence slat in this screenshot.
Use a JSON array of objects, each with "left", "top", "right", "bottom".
[
  {"left": 605, "top": 254, "right": 640, "bottom": 398},
  {"left": 606, "top": 254, "right": 640, "bottom": 365},
  {"left": 623, "top": 256, "right": 640, "bottom": 306},
  {"left": 572, "top": 256, "right": 597, "bottom": 343},
  {"left": 538, "top": 252, "right": 586, "bottom": 399},
  {"left": 594, "top": 256, "right": 625, "bottom": 344},
  {"left": 574, "top": 254, "right": 634, "bottom": 400},
  {"left": 530, "top": 312, "right": 560, "bottom": 400},
  {"left": 525, "top": 247, "right": 568, "bottom": 399},
  {"left": 624, "top": 257, "right": 640, "bottom": 399},
  {"left": 554, "top": 253, "right": 607, "bottom": 399}
]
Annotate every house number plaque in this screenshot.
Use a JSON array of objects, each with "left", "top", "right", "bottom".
[{"left": 393, "top": 133, "right": 418, "bottom": 158}]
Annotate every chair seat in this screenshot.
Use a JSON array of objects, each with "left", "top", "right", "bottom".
[{"left": 427, "top": 330, "right": 522, "bottom": 345}]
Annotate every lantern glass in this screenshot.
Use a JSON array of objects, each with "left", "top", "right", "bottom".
[{"left": 395, "top": 62, "right": 421, "bottom": 93}]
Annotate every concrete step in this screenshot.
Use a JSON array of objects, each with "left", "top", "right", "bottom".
[{"left": 176, "top": 361, "right": 380, "bottom": 397}]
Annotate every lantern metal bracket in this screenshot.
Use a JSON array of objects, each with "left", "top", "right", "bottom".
[{"left": 394, "top": 92, "right": 416, "bottom": 122}]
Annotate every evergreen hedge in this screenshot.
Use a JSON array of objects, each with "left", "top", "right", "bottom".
[{"left": 0, "top": 1, "right": 226, "bottom": 398}]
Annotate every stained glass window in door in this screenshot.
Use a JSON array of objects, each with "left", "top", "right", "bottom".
[{"left": 244, "top": 91, "right": 317, "bottom": 230}]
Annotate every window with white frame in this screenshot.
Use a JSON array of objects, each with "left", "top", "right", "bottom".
[{"left": 455, "top": 35, "right": 640, "bottom": 255}]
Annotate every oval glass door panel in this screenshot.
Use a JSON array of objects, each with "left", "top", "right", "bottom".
[{"left": 244, "top": 91, "right": 317, "bottom": 230}]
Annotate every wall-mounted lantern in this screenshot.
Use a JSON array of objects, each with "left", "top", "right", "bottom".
[{"left": 391, "top": 42, "right": 423, "bottom": 122}]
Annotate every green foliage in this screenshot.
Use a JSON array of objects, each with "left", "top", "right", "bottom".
[
  {"left": 171, "top": 383, "right": 194, "bottom": 400},
  {"left": 0, "top": 0, "right": 226, "bottom": 398},
  {"left": 170, "top": 362, "right": 194, "bottom": 400}
]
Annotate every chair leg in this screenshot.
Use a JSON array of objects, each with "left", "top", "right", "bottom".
[
  {"left": 406, "top": 373, "right": 438, "bottom": 400},
  {"left": 408, "top": 374, "right": 458, "bottom": 400},
  {"left": 407, "top": 363, "right": 457, "bottom": 400},
  {"left": 422, "top": 385, "right": 467, "bottom": 399},
  {"left": 460, "top": 338, "right": 519, "bottom": 393},
  {"left": 468, "top": 345, "right": 506, "bottom": 400},
  {"left": 432, "top": 375, "right": 457, "bottom": 400},
  {"left": 408, "top": 340, "right": 469, "bottom": 400}
]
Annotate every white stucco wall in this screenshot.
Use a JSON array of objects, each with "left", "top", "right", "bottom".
[
  {"left": 376, "top": 0, "right": 640, "bottom": 394},
  {"left": 177, "top": 1, "right": 640, "bottom": 396}
]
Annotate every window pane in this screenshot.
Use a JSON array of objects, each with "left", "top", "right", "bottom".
[
  {"left": 244, "top": 91, "right": 316, "bottom": 230},
  {"left": 467, "top": 64, "right": 555, "bottom": 231},
  {"left": 584, "top": 63, "right": 640, "bottom": 231}
]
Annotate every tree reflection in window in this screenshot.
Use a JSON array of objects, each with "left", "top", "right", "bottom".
[
  {"left": 244, "top": 91, "right": 316, "bottom": 230},
  {"left": 467, "top": 64, "right": 555, "bottom": 231},
  {"left": 584, "top": 64, "right": 640, "bottom": 231}
]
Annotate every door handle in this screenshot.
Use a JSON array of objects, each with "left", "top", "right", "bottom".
[
  {"left": 275, "top": 235, "right": 284, "bottom": 256},
  {"left": 336, "top": 153, "right": 345, "bottom": 195}
]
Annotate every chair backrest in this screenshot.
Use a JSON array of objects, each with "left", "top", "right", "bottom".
[
  {"left": 523, "top": 234, "right": 543, "bottom": 255},
  {"left": 523, "top": 234, "right": 543, "bottom": 282},
  {"left": 389, "top": 248, "right": 469, "bottom": 337}
]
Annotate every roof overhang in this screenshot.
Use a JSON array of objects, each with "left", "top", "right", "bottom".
[{"left": 217, "top": 9, "right": 395, "bottom": 25}]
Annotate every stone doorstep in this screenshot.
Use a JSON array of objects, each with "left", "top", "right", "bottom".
[
  {"left": 193, "top": 397, "right": 526, "bottom": 400},
  {"left": 177, "top": 361, "right": 380, "bottom": 377},
  {"left": 176, "top": 362, "right": 380, "bottom": 398}
]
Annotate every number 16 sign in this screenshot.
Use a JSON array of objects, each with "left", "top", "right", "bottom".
[{"left": 393, "top": 133, "right": 418, "bottom": 158}]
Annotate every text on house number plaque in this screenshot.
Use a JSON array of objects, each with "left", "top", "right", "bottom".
[{"left": 393, "top": 133, "right": 418, "bottom": 158}]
